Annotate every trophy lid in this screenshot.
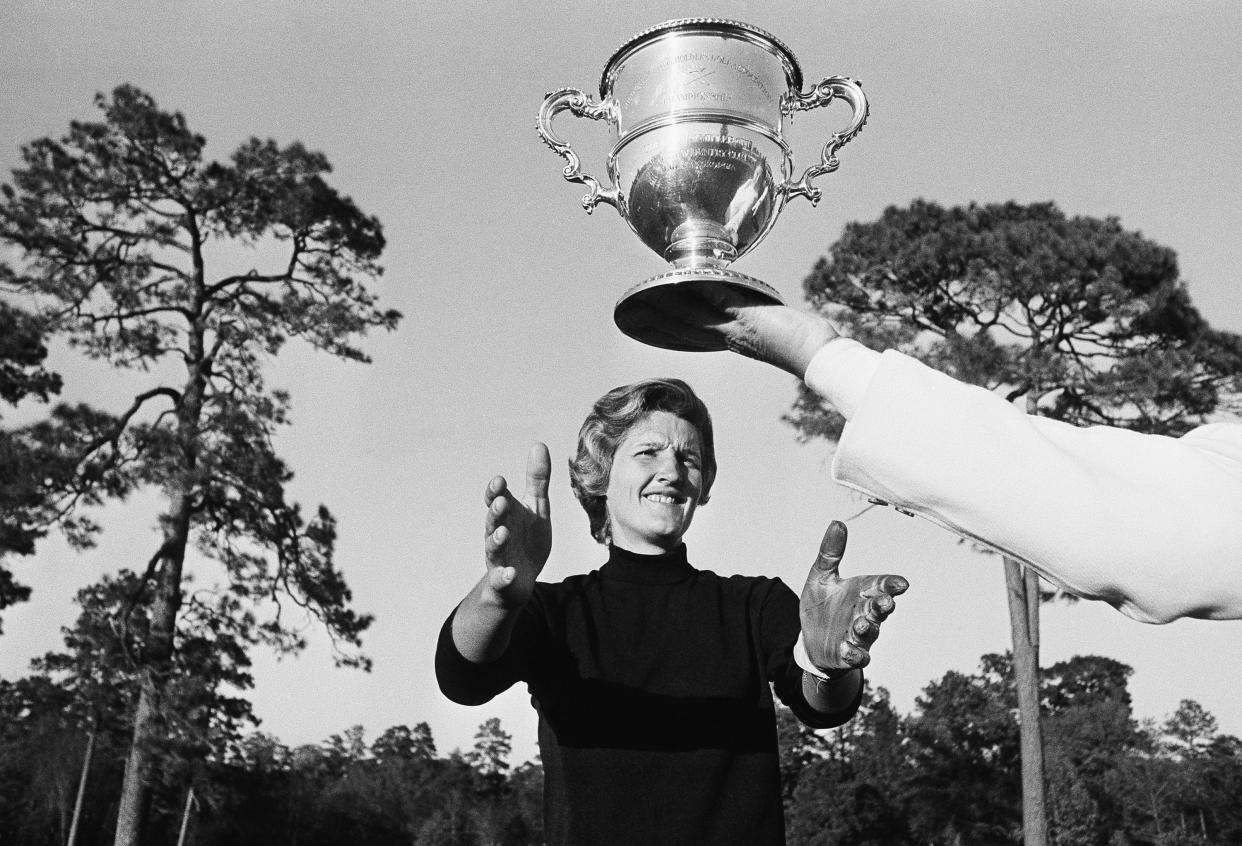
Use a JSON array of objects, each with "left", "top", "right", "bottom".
[{"left": 600, "top": 18, "right": 803, "bottom": 97}]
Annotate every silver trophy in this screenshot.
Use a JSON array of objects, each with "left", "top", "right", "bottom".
[{"left": 538, "top": 18, "right": 869, "bottom": 351}]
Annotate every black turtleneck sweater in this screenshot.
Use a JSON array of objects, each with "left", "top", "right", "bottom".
[{"left": 436, "top": 545, "right": 861, "bottom": 846}]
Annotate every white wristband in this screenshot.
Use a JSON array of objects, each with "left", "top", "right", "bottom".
[{"left": 793, "top": 633, "right": 835, "bottom": 682}]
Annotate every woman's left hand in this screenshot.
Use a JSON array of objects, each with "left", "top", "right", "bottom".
[{"left": 800, "top": 521, "right": 908, "bottom": 674}]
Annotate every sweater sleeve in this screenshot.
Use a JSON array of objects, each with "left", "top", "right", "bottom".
[
  {"left": 807, "top": 345, "right": 1242, "bottom": 624},
  {"left": 435, "top": 601, "right": 541, "bottom": 706}
]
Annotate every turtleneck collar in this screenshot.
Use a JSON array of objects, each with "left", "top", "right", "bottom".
[{"left": 601, "top": 543, "right": 694, "bottom": 585}]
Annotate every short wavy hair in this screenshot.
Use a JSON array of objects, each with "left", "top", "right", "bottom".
[{"left": 569, "top": 377, "right": 716, "bottom": 545}]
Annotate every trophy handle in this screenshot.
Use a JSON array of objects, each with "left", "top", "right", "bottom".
[
  {"left": 782, "top": 76, "right": 870, "bottom": 206},
  {"left": 537, "top": 87, "right": 621, "bottom": 214}
]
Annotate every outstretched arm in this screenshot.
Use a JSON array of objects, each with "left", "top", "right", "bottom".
[
  {"left": 828, "top": 353, "right": 1242, "bottom": 622},
  {"left": 451, "top": 443, "right": 553, "bottom": 662},
  {"left": 634, "top": 285, "right": 1242, "bottom": 622},
  {"left": 797, "top": 521, "right": 908, "bottom": 713}
]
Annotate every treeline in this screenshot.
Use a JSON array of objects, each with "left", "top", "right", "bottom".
[
  {"left": 777, "top": 654, "right": 1242, "bottom": 845},
  {"left": 4, "top": 652, "right": 1240, "bottom": 845},
  {"left": 0, "top": 697, "right": 543, "bottom": 846}
]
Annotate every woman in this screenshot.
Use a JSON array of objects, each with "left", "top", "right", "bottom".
[{"left": 436, "top": 377, "right": 907, "bottom": 845}]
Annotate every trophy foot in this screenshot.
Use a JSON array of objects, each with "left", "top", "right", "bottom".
[{"left": 613, "top": 267, "right": 786, "bottom": 352}]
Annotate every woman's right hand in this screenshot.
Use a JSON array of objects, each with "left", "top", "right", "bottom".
[{"left": 482, "top": 442, "right": 553, "bottom": 609}]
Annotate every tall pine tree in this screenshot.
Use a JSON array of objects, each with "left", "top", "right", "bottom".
[{"left": 0, "top": 85, "right": 400, "bottom": 844}]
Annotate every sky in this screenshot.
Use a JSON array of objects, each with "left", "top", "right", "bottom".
[{"left": 2, "top": 1, "right": 1241, "bottom": 766}]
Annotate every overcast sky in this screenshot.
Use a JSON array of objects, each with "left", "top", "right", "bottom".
[{"left": 2, "top": 1, "right": 1240, "bottom": 764}]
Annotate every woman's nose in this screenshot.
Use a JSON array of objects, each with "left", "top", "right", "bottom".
[{"left": 654, "top": 451, "right": 682, "bottom": 481}]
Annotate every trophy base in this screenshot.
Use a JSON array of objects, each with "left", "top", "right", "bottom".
[{"left": 613, "top": 267, "right": 786, "bottom": 352}]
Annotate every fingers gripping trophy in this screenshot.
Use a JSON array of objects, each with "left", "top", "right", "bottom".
[{"left": 538, "top": 18, "right": 869, "bottom": 351}]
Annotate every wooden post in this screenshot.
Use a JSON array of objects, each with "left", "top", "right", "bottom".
[
  {"left": 66, "top": 730, "right": 95, "bottom": 846},
  {"left": 176, "top": 787, "right": 198, "bottom": 846},
  {"left": 1005, "top": 556, "right": 1048, "bottom": 846}
]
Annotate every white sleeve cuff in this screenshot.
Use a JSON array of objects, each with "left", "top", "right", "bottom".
[
  {"left": 793, "top": 633, "right": 833, "bottom": 681},
  {"left": 802, "top": 337, "right": 881, "bottom": 420}
]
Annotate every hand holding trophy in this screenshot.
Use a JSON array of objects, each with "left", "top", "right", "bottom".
[{"left": 537, "top": 18, "right": 869, "bottom": 350}]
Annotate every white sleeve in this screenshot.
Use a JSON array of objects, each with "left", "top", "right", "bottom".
[{"left": 804, "top": 345, "right": 1242, "bottom": 624}]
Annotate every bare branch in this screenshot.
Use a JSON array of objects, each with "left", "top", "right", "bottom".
[
  {"left": 206, "top": 272, "right": 294, "bottom": 297},
  {"left": 80, "top": 386, "right": 182, "bottom": 458}
]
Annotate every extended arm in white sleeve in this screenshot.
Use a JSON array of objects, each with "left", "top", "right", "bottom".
[{"left": 804, "top": 340, "right": 1242, "bottom": 623}]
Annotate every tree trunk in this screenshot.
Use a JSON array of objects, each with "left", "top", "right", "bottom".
[
  {"left": 113, "top": 490, "right": 193, "bottom": 846},
  {"left": 115, "top": 257, "right": 206, "bottom": 845},
  {"left": 1004, "top": 556, "right": 1047, "bottom": 846}
]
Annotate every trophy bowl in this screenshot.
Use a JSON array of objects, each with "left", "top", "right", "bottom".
[{"left": 538, "top": 18, "right": 869, "bottom": 351}]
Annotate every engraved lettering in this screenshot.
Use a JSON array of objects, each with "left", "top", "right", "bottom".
[
  {"left": 655, "top": 89, "right": 733, "bottom": 107},
  {"left": 618, "top": 45, "right": 780, "bottom": 110},
  {"left": 730, "top": 63, "right": 772, "bottom": 101}
]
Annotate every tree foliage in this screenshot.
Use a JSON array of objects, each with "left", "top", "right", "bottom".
[
  {"left": 2, "top": 297, "right": 133, "bottom": 635},
  {"left": 788, "top": 199, "right": 1242, "bottom": 442},
  {"left": 0, "top": 299, "right": 96, "bottom": 630}
]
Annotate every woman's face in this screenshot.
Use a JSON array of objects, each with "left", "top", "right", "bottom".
[{"left": 604, "top": 410, "right": 705, "bottom": 554}]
